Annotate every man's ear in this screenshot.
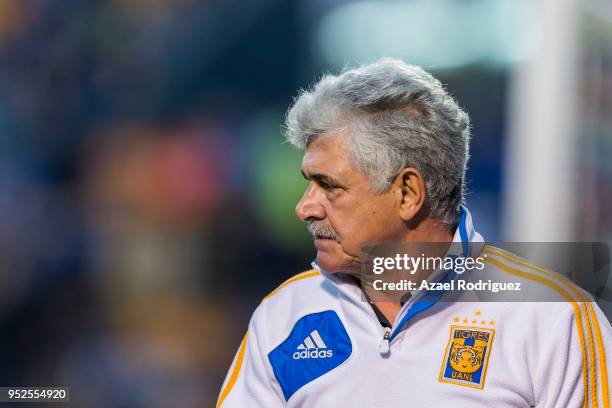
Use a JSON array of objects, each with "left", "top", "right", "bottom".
[{"left": 394, "top": 167, "right": 426, "bottom": 222}]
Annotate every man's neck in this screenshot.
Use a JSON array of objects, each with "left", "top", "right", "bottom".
[
  {"left": 367, "top": 217, "right": 454, "bottom": 326},
  {"left": 403, "top": 217, "right": 455, "bottom": 243}
]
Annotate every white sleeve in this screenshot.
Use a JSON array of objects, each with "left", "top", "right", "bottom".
[
  {"left": 534, "top": 302, "right": 612, "bottom": 408},
  {"left": 216, "top": 306, "right": 284, "bottom": 408}
]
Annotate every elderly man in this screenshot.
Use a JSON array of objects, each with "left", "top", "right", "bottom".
[{"left": 217, "top": 59, "right": 612, "bottom": 407}]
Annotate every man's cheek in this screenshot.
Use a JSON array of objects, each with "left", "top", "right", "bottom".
[{"left": 340, "top": 236, "right": 362, "bottom": 257}]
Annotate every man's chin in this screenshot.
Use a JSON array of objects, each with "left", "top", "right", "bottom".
[
  {"left": 314, "top": 240, "right": 359, "bottom": 275},
  {"left": 315, "top": 252, "right": 340, "bottom": 273}
]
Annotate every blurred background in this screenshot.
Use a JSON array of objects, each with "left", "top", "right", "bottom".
[{"left": 0, "top": 0, "right": 610, "bottom": 406}]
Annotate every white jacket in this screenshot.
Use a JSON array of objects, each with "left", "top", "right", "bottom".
[{"left": 217, "top": 209, "right": 612, "bottom": 407}]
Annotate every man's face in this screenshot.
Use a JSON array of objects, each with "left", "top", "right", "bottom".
[{"left": 296, "top": 134, "right": 405, "bottom": 275}]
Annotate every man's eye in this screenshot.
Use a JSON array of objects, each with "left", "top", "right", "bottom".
[{"left": 320, "top": 181, "right": 335, "bottom": 190}]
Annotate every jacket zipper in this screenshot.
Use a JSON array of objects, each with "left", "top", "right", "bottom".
[{"left": 378, "top": 328, "right": 391, "bottom": 354}]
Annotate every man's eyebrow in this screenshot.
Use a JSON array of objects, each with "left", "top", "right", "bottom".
[{"left": 301, "top": 170, "right": 343, "bottom": 186}]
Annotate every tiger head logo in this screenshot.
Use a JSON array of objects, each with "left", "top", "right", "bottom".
[{"left": 449, "top": 341, "right": 484, "bottom": 373}]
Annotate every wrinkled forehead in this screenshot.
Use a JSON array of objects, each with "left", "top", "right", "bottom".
[{"left": 301, "top": 133, "right": 355, "bottom": 179}]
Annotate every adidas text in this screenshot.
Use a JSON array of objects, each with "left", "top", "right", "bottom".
[{"left": 293, "top": 349, "right": 333, "bottom": 359}]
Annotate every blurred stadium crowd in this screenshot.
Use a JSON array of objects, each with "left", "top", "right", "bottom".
[{"left": 0, "top": 0, "right": 609, "bottom": 407}]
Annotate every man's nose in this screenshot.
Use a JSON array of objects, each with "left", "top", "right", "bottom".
[{"left": 295, "top": 183, "right": 326, "bottom": 221}]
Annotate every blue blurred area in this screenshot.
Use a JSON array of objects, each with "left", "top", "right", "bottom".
[{"left": 0, "top": 1, "right": 520, "bottom": 406}]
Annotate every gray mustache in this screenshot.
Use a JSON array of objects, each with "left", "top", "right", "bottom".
[{"left": 306, "top": 221, "right": 340, "bottom": 241}]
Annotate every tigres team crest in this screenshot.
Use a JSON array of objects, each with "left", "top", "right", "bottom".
[{"left": 439, "top": 326, "right": 495, "bottom": 389}]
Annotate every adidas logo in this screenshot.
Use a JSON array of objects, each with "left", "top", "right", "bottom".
[{"left": 292, "top": 330, "right": 333, "bottom": 360}]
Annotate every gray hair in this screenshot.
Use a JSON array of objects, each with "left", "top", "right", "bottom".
[{"left": 284, "top": 58, "right": 470, "bottom": 226}]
